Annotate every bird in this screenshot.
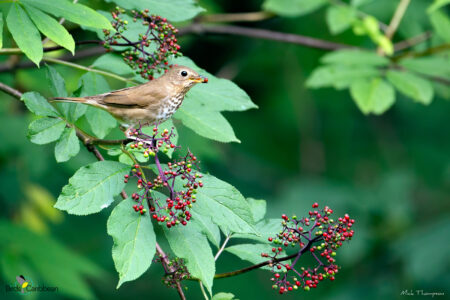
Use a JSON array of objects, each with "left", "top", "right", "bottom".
[{"left": 52, "top": 65, "right": 207, "bottom": 136}]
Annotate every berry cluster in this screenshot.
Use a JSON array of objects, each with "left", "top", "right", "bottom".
[
  {"left": 154, "top": 256, "right": 190, "bottom": 288},
  {"left": 261, "top": 203, "right": 355, "bottom": 295},
  {"left": 123, "top": 125, "right": 203, "bottom": 228},
  {"left": 103, "top": 7, "right": 182, "bottom": 80}
]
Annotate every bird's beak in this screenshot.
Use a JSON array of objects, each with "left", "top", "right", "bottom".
[{"left": 191, "top": 75, "right": 208, "bottom": 83}]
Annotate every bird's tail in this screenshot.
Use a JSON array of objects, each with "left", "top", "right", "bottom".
[{"left": 51, "top": 97, "right": 88, "bottom": 104}]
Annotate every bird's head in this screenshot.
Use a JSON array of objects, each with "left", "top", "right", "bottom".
[{"left": 164, "top": 65, "right": 208, "bottom": 91}]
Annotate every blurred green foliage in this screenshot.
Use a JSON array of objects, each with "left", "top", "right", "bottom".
[{"left": 0, "top": 0, "right": 449, "bottom": 299}]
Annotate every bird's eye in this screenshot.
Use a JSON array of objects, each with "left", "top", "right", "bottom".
[{"left": 181, "top": 71, "right": 188, "bottom": 77}]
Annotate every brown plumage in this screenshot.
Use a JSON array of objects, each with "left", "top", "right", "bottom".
[{"left": 52, "top": 65, "right": 206, "bottom": 134}]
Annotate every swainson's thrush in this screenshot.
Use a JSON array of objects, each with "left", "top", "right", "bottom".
[{"left": 52, "top": 65, "right": 207, "bottom": 135}]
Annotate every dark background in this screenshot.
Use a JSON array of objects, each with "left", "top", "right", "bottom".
[{"left": 0, "top": 0, "right": 449, "bottom": 299}]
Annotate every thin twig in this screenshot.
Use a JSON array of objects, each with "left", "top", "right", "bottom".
[
  {"left": 393, "top": 31, "right": 432, "bottom": 52},
  {"left": 198, "top": 11, "right": 275, "bottom": 23},
  {"left": 378, "top": 0, "right": 411, "bottom": 55},
  {"left": 178, "top": 24, "right": 356, "bottom": 51},
  {"left": 0, "top": 47, "right": 106, "bottom": 73},
  {"left": 0, "top": 82, "right": 23, "bottom": 98},
  {"left": 199, "top": 282, "right": 209, "bottom": 300},
  {"left": 42, "top": 57, "right": 138, "bottom": 84},
  {"left": 214, "top": 234, "right": 232, "bottom": 261}
]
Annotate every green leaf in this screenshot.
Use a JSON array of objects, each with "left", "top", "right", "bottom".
[
  {"left": 24, "top": 5, "right": 75, "bottom": 54},
  {"left": 225, "top": 243, "right": 289, "bottom": 271},
  {"left": 54, "top": 161, "right": 130, "bottom": 215},
  {"left": 212, "top": 293, "right": 238, "bottom": 300},
  {"left": 46, "top": 65, "right": 87, "bottom": 123},
  {"left": 107, "top": 198, "right": 156, "bottom": 288},
  {"left": 263, "top": 0, "right": 328, "bottom": 17},
  {"left": 247, "top": 198, "right": 266, "bottom": 223},
  {"left": 175, "top": 101, "right": 239, "bottom": 143},
  {"left": 350, "top": 78, "right": 395, "bottom": 115},
  {"left": 164, "top": 225, "right": 215, "bottom": 294},
  {"left": 428, "top": 0, "right": 450, "bottom": 14},
  {"left": 429, "top": 10, "right": 450, "bottom": 42},
  {"left": 321, "top": 50, "right": 390, "bottom": 66},
  {"left": 190, "top": 173, "right": 257, "bottom": 235},
  {"left": 21, "top": 0, "right": 113, "bottom": 30},
  {"left": 190, "top": 213, "right": 221, "bottom": 248},
  {"left": 45, "top": 65, "right": 68, "bottom": 97},
  {"left": 233, "top": 218, "right": 282, "bottom": 244},
  {"left": 172, "top": 57, "right": 258, "bottom": 112},
  {"left": 28, "top": 117, "right": 66, "bottom": 145},
  {"left": 104, "top": 0, "right": 205, "bottom": 22},
  {"left": 54, "top": 127, "right": 80, "bottom": 162},
  {"left": 78, "top": 72, "right": 117, "bottom": 138},
  {"left": 399, "top": 57, "right": 450, "bottom": 78},
  {"left": 306, "top": 65, "right": 380, "bottom": 90},
  {"left": 92, "top": 53, "right": 134, "bottom": 76},
  {"left": 0, "top": 13, "right": 3, "bottom": 49},
  {"left": 386, "top": 70, "right": 434, "bottom": 105},
  {"left": 21, "top": 91, "right": 60, "bottom": 117},
  {"left": 6, "top": 3, "right": 43, "bottom": 66},
  {"left": 326, "top": 5, "right": 357, "bottom": 35}
]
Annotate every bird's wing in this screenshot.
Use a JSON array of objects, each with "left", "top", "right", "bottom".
[{"left": 95, "top": 81, "right": 166, "bottom": 108}]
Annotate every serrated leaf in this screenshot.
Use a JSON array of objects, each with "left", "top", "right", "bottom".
[
  {"left": 21, "top": 91, "right": 60, "bottom": 117},
  {"left": 46, "top": 65, "right": 87, "bottom": 122},
  {"left": 326, "top": 5, "right": 357, "bottom": 35},
  {"left": 0, "top": 13, "right": 3, "bottom": 49},
  {"left": 54, "top": 161, "right": 130, "bottom": 215},
  {"left": 24, "top": 5, "right": 75, "bottom": 54},
  {"left": 306, "top": 65, "right": 380, "bottom": 90},
  {"left": 386, "top": 70, "right": 434, "bottom": 104},
  {"left": 21, "top": 0, "right": 113, "bottom": 30},
  {"left": 429, "top": 10, "right": 450, "bottom": 42},
  {"left": 190, "top": 173, "right": 257, "bottom": 235},
  {"left": 263, "top": 0, "right": 328, "bottom": 17},
  {"left": 428, "top": 0, "right": 450, "bottom": 13},
  {"left": 190, "top": 213, "right": 221, "bottom": 248},
  {"left": 104, "top": 0, "right": 205, "bottom": 22},
  {"left": 321, "top": 50, "right": 390, "bottom": 66},
  {"left": 225, "top": 243, "right": 290, "bottom": 271},
  {"left": 55, "top": 127, "right": 80, "bottom": 162},
  {"left": 6, "top": 3, "right": 43, "bottom": 66},
  {"left": 399, "top": 57, "right": 450, "bottom": 78},
  {"left": 247, "top": 198, "right": 266, "bottom": 222},
  {"left": 175, "top": 101, "right": 239, "bottom": 143},
  {"left": 212, "top": 293, "right": 237, "bottom": 300},
  {"left": 172, "top": 57, "right": 257, "bottom": 112},
  {"left": 28, "top": 117, "right": 66, "bottom": 145},
  {"left": 350, "top": 78, "right": 395, "bottom": 115},
  {"left": 164, "top": 225, "right": 215, "bottom": 294},
  {"left": 46, "top": 65, "right": 68, "bottom": 97},
  {"left": 107, "top": 198, "right": 156, "bottom": 288}
]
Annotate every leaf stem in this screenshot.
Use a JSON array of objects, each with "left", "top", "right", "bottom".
[
  {"left": 42, "top": 57, "right": 138, "bottom": 84},
  {"left": 214, "top": 234, "right": 232, "bottom": 261},
  {"left": 199, "top": 282, "right": 209, "bottom": 300},
  {"left": 378, "top": 0, "right": 411, "bottom": 55}
]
